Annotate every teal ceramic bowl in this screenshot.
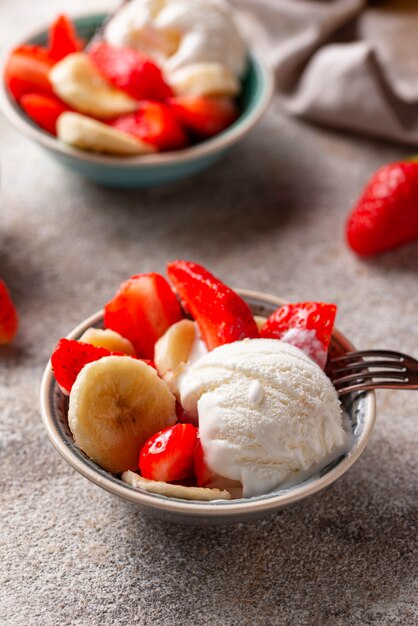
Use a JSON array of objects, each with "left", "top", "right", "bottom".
[{"left": 0, "top": 14, "right": 274, "bottom": 188}]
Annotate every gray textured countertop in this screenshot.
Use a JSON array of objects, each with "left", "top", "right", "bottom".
[{"left": 1, "top": 2, "right": 417, "bottom": 625}]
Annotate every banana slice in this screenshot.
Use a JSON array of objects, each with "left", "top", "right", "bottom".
[
  {"left": 154, "top": 319, "right": 197, "bottom": 380},
  {"left": 254, "top": 315, "right": 267, "bottom": 332},
  {"left": 80, "top": 328, "right": 136, "bottom": 355},
  {"left": 68, "top": 356, "right": 176, "bottom": 474},
  {"left": 49, "top": 52, "right": 138, "bottom": 119},
  {"left": 167, "top": 62, "right": 240, "bottom": 97},
  {"left": 122, "top": 470, "right": 232, "bottom": 501},
  {"left": 57, "top": 112, "right": 155, "bottom": 156}
]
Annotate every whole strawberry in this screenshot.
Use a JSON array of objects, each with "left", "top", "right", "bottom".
[
  {"left": 0, "top": 279, "right": 18, "bottom": 344},
  {"left": 346, "top": 161, "right": 418, "bottom": 256}
]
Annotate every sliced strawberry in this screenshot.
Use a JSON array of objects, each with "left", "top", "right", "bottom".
[
  {"left": 0, "top": 280, "right": 19, "bottom": 345},
  {"left": 104, "top": 273, "right": 183, "bottom": 360},
  {"left": 51, "top": 338, "right": 113, "bottom": 393},
  {"left": 175, "top": 400, "right": 195, "bottom": 424},
  {"left": 110, "top": 102, "right": 188, "bottom": 152},
  {"left": 19, "top": 92, "right": 69, "bottom": 135},
  {"left": 260, "top": 302, "right": 337, "bottom": 368},
  {"left": 169, "top": 96, "right": 238, "bottom": 137},
  {"left": 166, "top": 260, "right": 259, "bottom": 351},
  {"left": 51, "top": 337, "right": 151, "bottom": 393},
  {"left": 89, "top": 42, "right": 172, "bottom": 101},
  {"left": 5, "top": 45, "right": 55, "bottom": 101},
  {"left": 194, "top": 436, "right": 216, "bottom": 487},
  {"left": 139, "top": 423, "right": 197, "bottom": 482},
  {"left": 48, "top": 14, "right": 84, "bottom": 62}
]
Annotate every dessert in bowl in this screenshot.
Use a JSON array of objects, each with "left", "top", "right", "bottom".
[
  {"left": 0, "top": 3, "right": 274, "bottom": 187},
  {"left": 40, "top": 261, "right": 375, "bottom": 524}
]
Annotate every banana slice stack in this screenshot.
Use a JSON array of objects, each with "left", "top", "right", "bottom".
[{"left": 49, "top": 53, "right": 156, "bottom": 156}]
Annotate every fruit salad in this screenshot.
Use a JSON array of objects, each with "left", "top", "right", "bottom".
[
  {"left": 5, "top": 0, "right": 247, "bottom": 156},
  {"left": 50, "top": 261, "right": 349, "bottom": 501}
]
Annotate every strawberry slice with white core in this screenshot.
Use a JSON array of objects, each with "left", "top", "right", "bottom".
[
  {"left": 104, "top": 273, "right": 183, "bottom": 360},
  {"left": 139, "top": 423, "right": 198, "bottom": 483},
  {"left": 166, "top": 260, "right": 259, "bottom": 351},
  {"left": 260, "top": 302, "right": 337, "bottom": 368}
]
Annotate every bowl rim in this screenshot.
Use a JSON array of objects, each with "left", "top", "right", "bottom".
[
  {"left": 0, "top": 12, "right": 275, "bottom": 168},
  {"left": 39, "top": 289, "right": 376, "bottom": 518}
]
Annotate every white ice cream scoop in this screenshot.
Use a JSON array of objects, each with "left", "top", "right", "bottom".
[
  {"left": 179, "top": 338, "right": 348, "bottom": 498},
  {"left": 104, "top": 0, "right": 247, "bottom": 88}
]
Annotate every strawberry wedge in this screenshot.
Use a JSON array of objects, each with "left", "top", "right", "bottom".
[
  {"left": 20, "top": 92, "right": 69, "bottom": 135},
  {"left": 167, "top": 260, "right": 259, "bottom": 350},
  {"left": 169, "top": 96, "right": 238, "bottom": 137},
  {"left": 89, "top": 42, "right": 173, "bottom": 101},
  {"left": 104, "top": 273, "right": 183, "bottom": 359},
  {"left": 139, "top": 423, "right": 198, "bottom": 482},
  {"left": 51, "top": 338, "right": 115, "bottom": 393},
  {"left": 48, "top": 14, "right": 84, "bottom": 62},
  {"left": 260, "top": 302, "right": 337, "bottom": 368},
  {"left": 51, "top": 337, "right": 153, "bottom": 393},
  {"left": 110, "top": 102, "right": 188, "bottom": 152},
  {"left": 194, "top": 437, "right": 216, "bottom": 487}
]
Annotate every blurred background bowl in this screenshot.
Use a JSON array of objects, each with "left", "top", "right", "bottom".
[
  {"left": 0, "top": 13, "right": 274, "bottom": 188},
  {"left": 40, "top": 289, "right": 376, "bottom": 525}
]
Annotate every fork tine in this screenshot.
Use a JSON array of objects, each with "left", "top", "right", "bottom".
[
  {"left": 332, "top": 359, "right": 407, "bottom": 375},
  {"left": 333, "top": 369, "right": 409, "bottom": 387},
  {"left": 331, "top": 349, "right": 406, "bottom": 363},
  {"left": 336, "top": 380, "right": 411, "bottom": 395}
]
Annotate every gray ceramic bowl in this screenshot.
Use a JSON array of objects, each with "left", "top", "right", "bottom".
[
  {"left": 0, "top": 14, "right": 274, "bottom": 188},
  {"left": 40, "top": 290, "right": 376, "bottom": 525}
]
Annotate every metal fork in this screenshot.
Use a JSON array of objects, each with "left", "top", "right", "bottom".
[{"left": 329, "top": 350, "right": 418, "bottom": 395}]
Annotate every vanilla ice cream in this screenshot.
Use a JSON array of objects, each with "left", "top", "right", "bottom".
[
  {"left": 179, "top": 339, "right": 347, "bottom": 497},
  {"left": 105, "top": 0, "right": 247, "bottom": 82}
]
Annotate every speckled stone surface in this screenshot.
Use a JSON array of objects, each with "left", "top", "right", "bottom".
[{"left": 1, "top": 2, "right": 417, "bottom": 625}]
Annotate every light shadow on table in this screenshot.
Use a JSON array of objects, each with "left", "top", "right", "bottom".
[
  {"left": 76, "top": 138, "right": 315, "bottom": 260},
  {"left": 115, "top": 437, "right": 416, "bottom": 624},
  {"left": 356, "top": 241, "right": 418, "bottom": 274}
]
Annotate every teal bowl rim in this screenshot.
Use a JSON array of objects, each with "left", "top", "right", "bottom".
[
  {"left": 39, "top": 289, "right": 376, "bottom": 520},
  {"left": 0, "top": 13, "right": 275, "bottom": 168}
]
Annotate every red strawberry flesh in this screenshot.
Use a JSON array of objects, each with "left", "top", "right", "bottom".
[
  {"left": 110, "top": 101, "right": 188, "bottom": 151},
  {"left": 194, "top": 436, "right": 216, "bottom": 487},
  {"left": 48, "top": 14, "right": 84, "bottom": 62},
  {"left": 0, "top": 280, "right": 19, "bottom": 345},
  {"left": 20, "top": 92, "right": 69, "bottom": 135},
  {"left": 89, "top": 42, "right": 173, "bottom": 101},
  {"left": 167, "top": 260, "right": 259, "bottom": 351},
  {"left": 139, "top": 423, "right": 197, "bottom": 482},
  {"left": 51, "top": 338, "right": 112, "bottom": 393},
  {"left": 260, "top": 302, "right": 336, "bottom": 368},
  {"left": 169, "top": 96, "right": 238, "bottom": 137},
  {"left": 104, "top": 273, "right": 183, "bottom": 359}
]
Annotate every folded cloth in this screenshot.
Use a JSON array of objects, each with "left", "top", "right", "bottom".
[{"left": 233, "top": 0, "right": 418, "bottom": 146}]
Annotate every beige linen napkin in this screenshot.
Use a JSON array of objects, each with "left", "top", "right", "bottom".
[{"left": 234, "top": 0, "right": 418, "bottom": 146}]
